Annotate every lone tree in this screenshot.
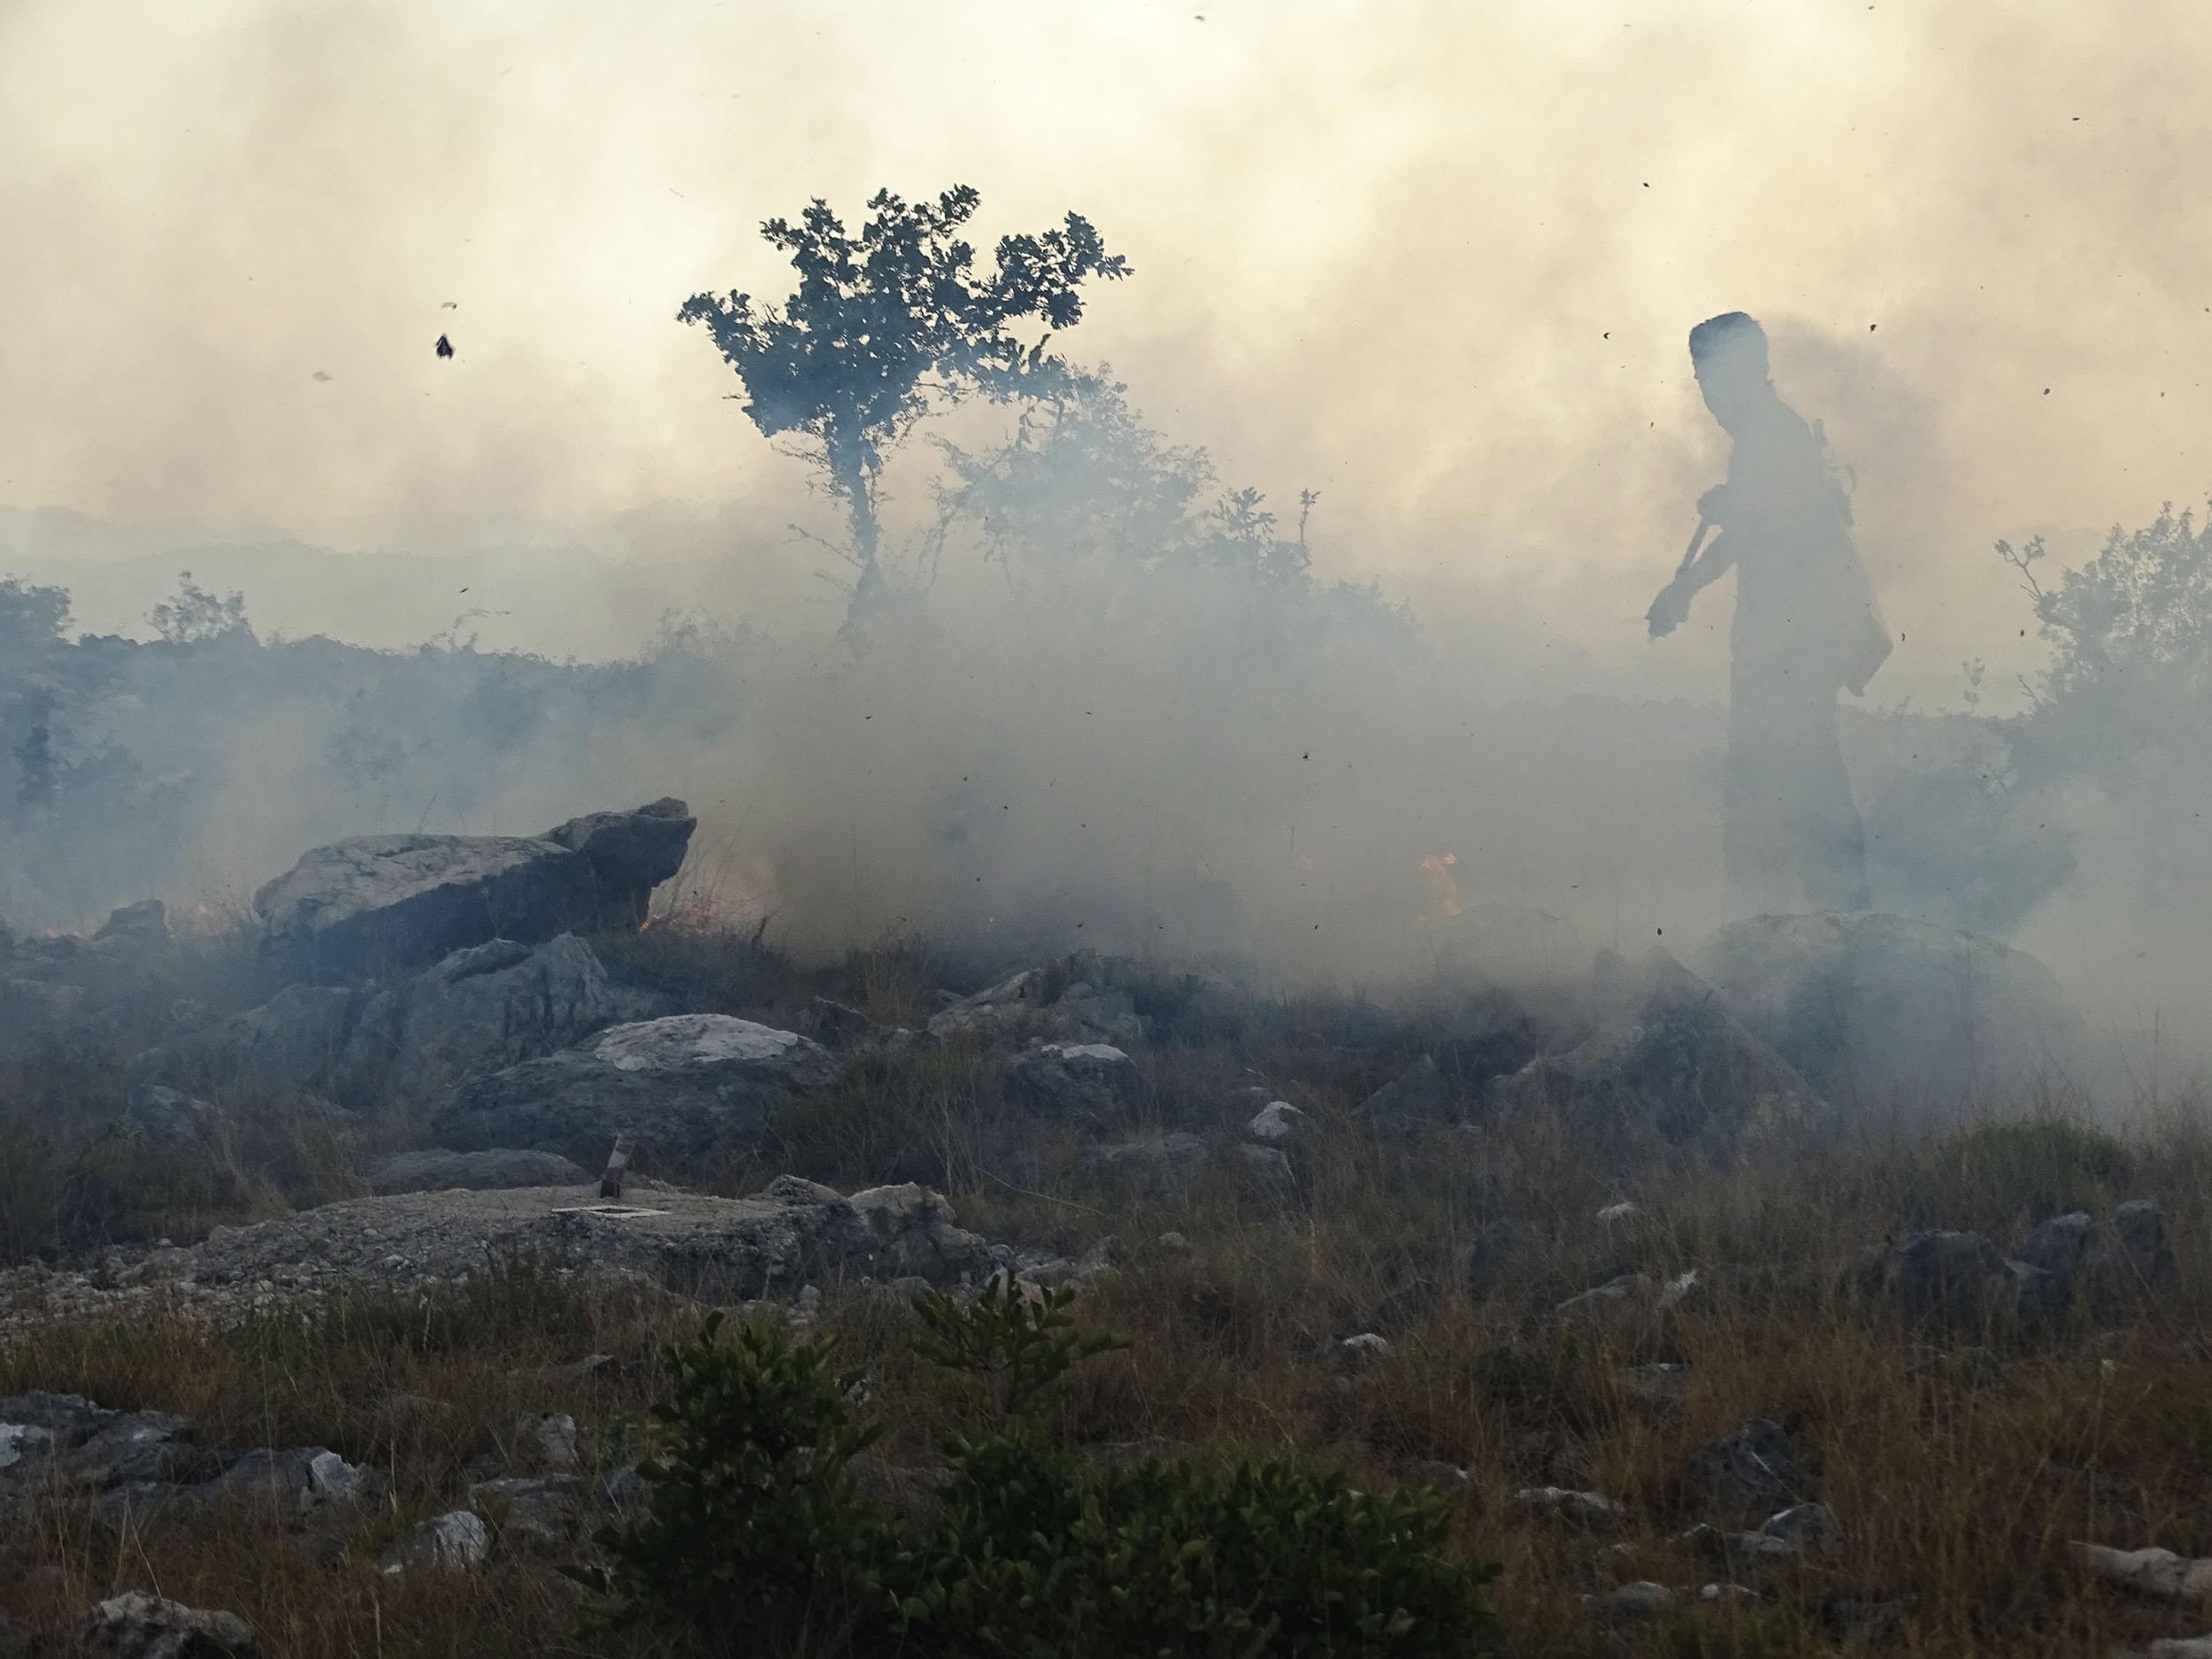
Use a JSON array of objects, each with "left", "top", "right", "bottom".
[{"left": 679, "top": 186, "right": 1130, "bottom": 626}]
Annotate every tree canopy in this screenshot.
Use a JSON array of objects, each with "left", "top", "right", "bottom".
[{"left": 679, "top": 186, "right": 1130, "bottom": 626}]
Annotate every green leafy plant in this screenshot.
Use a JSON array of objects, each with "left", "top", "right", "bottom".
[
  {"left": 584, "top": 1292, "right": 1502, "bottom": 1657},
  {"left": 580, "top": 1313, "right": 887, "bottom": 1649},
  {"left": 892, "top": 1281, "right": 1498, "bottom": 1656},
  {"left": 680, "top": 185, "right": 1129, "bottom": 629},
  {"left": 911, "top": 1274, "right": 1130, "bottom": 1425},
  {"left": 891, "top": 1425, "right": 1498, "bottom": 1658}
]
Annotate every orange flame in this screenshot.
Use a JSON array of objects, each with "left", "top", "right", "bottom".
[{"left": 1417, "top": 852, "right": 1462, "bottom": 924}]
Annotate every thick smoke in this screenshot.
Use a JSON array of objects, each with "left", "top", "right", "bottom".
[{"left": 5, "top": 0, "right": 2212, "bottom": 1070}]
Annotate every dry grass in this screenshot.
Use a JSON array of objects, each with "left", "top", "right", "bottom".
[
  {"left": 5, "top": 926, "right": 2212, "bottom": 1654},
  {"left": 5, "top": 1102, "right": 2210, "bottom": 1655}
]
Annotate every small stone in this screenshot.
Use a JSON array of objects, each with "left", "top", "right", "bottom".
[
  {"left": 1762, "top": 1501, "right": 1842, "bottom": 1556},
  {"left": 1687, "top": 1417, "right": 1808, "bottom": 1513},
  {"left": 470, "top": 1475, "right": 586, "bottom": 1549},
  {"left": 1587, "top": 1581, "right": 1678, "bottom": 1619},
  {"left": 1591, "top": 1541, "right": 1639, "bottom": 1576},
  {"left": 1622, "top": 1362, "right": 1691, "bottom": 1408},
  {"left": 2068, "top": 1540, "right": 2212, "bottom": 1603},
  {"left": 305, "top": 1449, "right": 366, "bottom": 1506},
  {"left": 1247, "top": 1101, "right": 1308, "bottom": 1141},
  {"left": 1234, "top": 1143, "right": 1294, "bottom": 1185},
  {"left": 1556, "top": 1273, "right": 1644, "bottom": 1317},
  {"left": 542, "top": 1353, "right": 617, "bottom": 1386},
  {"left": 73, "top": 1591, "right": 257, "bottom": 1657},
  {"left": 514, "top": 1412, "right": 579, "bottom": 1473},
  {"left": 0, "top": 1423, "right": 54, "bottom": 1471},
  {"left": 377, "top": 1391, "right": 458, "bottom": 1428},
  {"left": 379, "top": 1509, "right": 491, "bottom": 1577},
  {"left": 1075, "top": 1235, "right": 1123, "bottom": 1276},
  {"left": 1340, "top": 1333, "right": 1392, "bottom": 1363},
  {"left": 1402, "top": 1460, "right": 1472, "bottom": 1495},
  {"left": 1514, "top": 1486, "right": 1626, "bottom": 1526},
  {"left": 1678, "top": 1521, "right": 1800, "bottom": 1569}
]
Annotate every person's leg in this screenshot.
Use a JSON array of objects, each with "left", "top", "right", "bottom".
[
  {"left": 1724, "top": 705, "right": 1801, "bottom": 918},
  {"left": 1786, "top": 698, "right": 1872, "bottom": 911}
]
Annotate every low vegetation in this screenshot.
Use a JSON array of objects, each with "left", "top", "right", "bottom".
[{"left": 2, "top": 922, "right": 2209, "bottom": 1656}]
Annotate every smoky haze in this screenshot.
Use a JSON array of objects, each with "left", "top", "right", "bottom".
[{"left": 4, "top": 0, "right": 2211, "bottom": 1058}]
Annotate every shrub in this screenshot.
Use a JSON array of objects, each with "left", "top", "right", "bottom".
[
  {"left": 896, "top": 1428, "right": 1499, "bottom": 1658},
  {"left": 588, "top": 1287, "right": 1502, "bottom": 1658},
  {"left": 582, "top": 1313, "right": 888, "bottom": 1651},
  {"left": 910, "top": 1275, "right": 1129, "bottom": 1425}
]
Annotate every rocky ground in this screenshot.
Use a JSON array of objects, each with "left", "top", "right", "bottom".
[{"left": 1, "top": 802, "right": 2206, "bottom": 1655}]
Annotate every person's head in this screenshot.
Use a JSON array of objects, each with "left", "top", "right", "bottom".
[{"left": 1688, "top": 311, "right": 1771, "bottom": 432}]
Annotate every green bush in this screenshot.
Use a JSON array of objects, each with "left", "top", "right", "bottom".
[
  {"left": 588, "top": 1288, "right": 1502, "bottom": 1658},
  {"left": 583, "top": 1312, "right": 888, "bottom": 1649},
  {"left": 898, "top": 1425, "right": 1497, "bottom": 1657},
  {"left": 911, "top": 1275, "right": 1129, "bottom": 1425}
]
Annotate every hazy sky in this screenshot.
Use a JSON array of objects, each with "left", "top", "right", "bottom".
[{"left": 5, "top": 0, "right": 2209, "bottom": 703}]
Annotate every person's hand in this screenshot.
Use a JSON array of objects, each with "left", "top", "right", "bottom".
[
  {"left": 1647, "top": 579, "right": 1690, "bottom": 639},
  {"left": 1695, "top": 483, "right": 1732, "bottom": 522}
]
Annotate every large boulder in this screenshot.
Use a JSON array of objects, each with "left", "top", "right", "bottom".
[
  {"left": 1081, "top": 1133, "right": 1210, "bottom": 1202},
  {"left": 432, "top": 1014, "right": 841, "bottom": 1171},
  {"left": 1494, "top": 950, "right": 1832, "bottom": 1150},
  {"left": 254, "top": 833, "right": 594, "bottom": 975},
  {"left": 1359, "top": 1055, "right": 1455, "bottom": 1133},
  {"left": 846, "top": 1183, "right": 995, "bottom": 1281},
  {"left": 1844, "top": 1229, "right": 2015, "bottom": 1325},
  {"left": 0, "top": 902, "right": 193, "bottom": 1061},
  {"left": 340, "top": 934, "right": 613, "bottom": 1104},
  {"left": 1694, "top": 912, "right": 2086, "bottom": 1110},
  {"left": 126, "top": 1085, "right": 225, "bottom": 1147},
  {"left": 1854, "top": 1202, "right": 2180, "bottom": 1326},
  {"left": 542, "top": 796, "right": 697, "bottom": 926},
  {"left": 252, "top": 800, "right": 696, "bottom": 974},
  {"left": 1002, "top": 1042, "right": 1141, "bottom": 1118},
  {"left": 138, "top": 984, "right": 371, "bottom": 1096}
]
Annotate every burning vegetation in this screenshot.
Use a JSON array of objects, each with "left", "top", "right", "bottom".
[{"left": 3, "top": 177, "right": 2212, "bottom": 1659}]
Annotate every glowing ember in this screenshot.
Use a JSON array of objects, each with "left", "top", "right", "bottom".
[{"left": 1417, "top": 852, "right": 1461, "bottom": 924}]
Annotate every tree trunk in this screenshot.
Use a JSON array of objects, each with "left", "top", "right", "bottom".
[{"left": 826, "top": 426, "right": 882, "bottom": 635}]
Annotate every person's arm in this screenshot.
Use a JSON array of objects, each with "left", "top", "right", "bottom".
[
  {"left": 1647, "top": 523, "right": 1737, "bottom": 637},
  {"left": 1675, "top": 532, "right": 1737, "bottom": 593}
]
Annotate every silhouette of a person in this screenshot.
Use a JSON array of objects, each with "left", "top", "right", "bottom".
[{"left": 1647, "top": 312, "right": 1888, "bottom": 916}]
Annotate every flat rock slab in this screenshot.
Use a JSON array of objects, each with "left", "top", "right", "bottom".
[{"left": 1, "top": 1182, "right": 989, "bottom": 1329}]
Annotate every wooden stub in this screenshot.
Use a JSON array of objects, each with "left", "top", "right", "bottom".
[{"left": 600, "top": 1134, "right": 634, "bottom": 1201}]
